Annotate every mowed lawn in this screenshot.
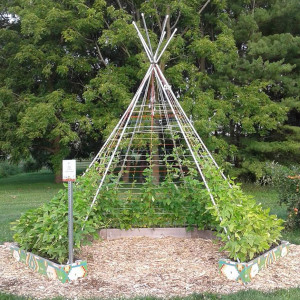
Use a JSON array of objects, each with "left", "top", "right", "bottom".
[
  {"left": 1, "top": 288, "right": 300, "bottom": 300},
  {"left": 0, "top": 170, "right": 63, "bottom": 243}
]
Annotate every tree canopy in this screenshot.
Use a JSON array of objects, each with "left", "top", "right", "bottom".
[{"left": 0, "top": 0, "right": 299, "bottom": 182}]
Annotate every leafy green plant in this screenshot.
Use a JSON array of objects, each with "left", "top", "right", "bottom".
[
  {"left": 12, "top": 152, "right": 284, "bottom": 263},
  {"left": 0, "top": 161, "right": 23, "bottom": 178},
  {"left": 22, "top": 157, "right": 42, "bottom": 173},
  {"left": 268, "top": 162, "right": 300, "bottom": 229},
  {"left": 200, "top": 160, "right": 284, "bottom": 262},
  {"left": 11, "top": 165, "right": 104, "bottom": 263}
]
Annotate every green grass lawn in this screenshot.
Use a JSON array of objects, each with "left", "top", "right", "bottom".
[
  {"left": 242, "top": 183, "right": 300, "bottom": 245},
  {"left": 241, "top": 183, "right": 287, "bottom": 219},
  {"left": 0, "top": 170, "right": 63, "bottom": 243},
  {"left": 1, "top": 288, "right": 300, "bottom": 300}
]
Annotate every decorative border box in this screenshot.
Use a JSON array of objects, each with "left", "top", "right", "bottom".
[
  {"left": 219, "top": 241, "right": 290, "bottom": 284},
  {"left": 10, "top": 245, "right": 87, "bottom": 283}
]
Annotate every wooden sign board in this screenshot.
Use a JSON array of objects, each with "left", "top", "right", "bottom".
[{"left": 62, "top": 160, "right": 76, "bottom": 182}]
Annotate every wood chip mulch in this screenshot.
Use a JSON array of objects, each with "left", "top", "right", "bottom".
[{"left": 0, "top": 237, "right": 300, "bottom": 299}]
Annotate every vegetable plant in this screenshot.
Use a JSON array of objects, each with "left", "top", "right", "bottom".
[
  {"left": 11, "top": 165, "right": 104, "bottom": 263},
  {"left": 12, "top": 149, "right": 284, "bottom": 263},
  {"left": 201, "top": 160, "right": 284, "bottom": 262}
]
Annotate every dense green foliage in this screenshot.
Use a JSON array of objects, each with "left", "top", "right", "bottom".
[
  {"left": 202, "top": 162, "right": 283, "bottom": 262},
  {"left": 269, "top": 163, "right": 300, "bottom": 229},
  {"left": 12, "top": 158, "right": 283, "bottom": 263},
  {"left": 0, "top": 0, "right": 299, "bottom": 181},
  {"left": 11, "top": 167, "right": 102, "bottom": 263},
  {"left": 0, "top": 158, "right": 42, "bottom": 178},
  {"left": 0, "top": 161, "right": 23, "bottom": 178}
]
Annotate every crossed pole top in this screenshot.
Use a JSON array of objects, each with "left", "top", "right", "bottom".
[{"left": 132, "top": 14, "right": 177, "bottom": 64}]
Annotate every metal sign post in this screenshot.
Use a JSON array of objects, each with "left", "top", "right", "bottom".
[{"left": 62, "top": 160, "right": 76, "bottom": 264}]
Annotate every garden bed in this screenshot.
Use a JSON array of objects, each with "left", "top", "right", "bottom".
[
  {"left": 1, "top": 238, "right": 300, "bottom": 299},
  {"left": 219, "top": 241, "right": 290, "bottom": 283},
  {"left": 10, "top": 244, "right": 87, "bottom": 283},
  {"left": 98, "top": 227, "right": 217, "bottom": 240}
]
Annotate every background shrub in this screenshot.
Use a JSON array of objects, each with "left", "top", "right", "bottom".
[
  {"left": 0, "top": 161, "right": 22, "bottom": 178},
  {"left": 269, "top": 162, "right": 300, "bottom": 229},
  {"left": 22, "top": 157, "right": 43, "bottom": 173},
  {"left": 0, "top": 157, "right": 43, "bottom": 179}
]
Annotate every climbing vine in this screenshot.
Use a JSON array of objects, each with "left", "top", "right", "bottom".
[{"left": 12, "top": 151, "right": 284, "bottom": 263}]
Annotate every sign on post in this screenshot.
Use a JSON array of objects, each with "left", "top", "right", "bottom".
[
  {"left": 62, "top": 160, "right": 76, "bottom": 264},
  {"left": 62, "top": 160, "right": 76, "bottom": 182}
]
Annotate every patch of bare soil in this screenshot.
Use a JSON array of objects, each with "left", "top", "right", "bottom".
[{"left": 0, "top": 237, "right": 299, "bottom": 299}]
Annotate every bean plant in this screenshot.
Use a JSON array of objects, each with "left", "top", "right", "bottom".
[
  {"left": 11, "top": 165, "right": 104, "bottom": 263},
  {"left": 12, "top": 157, "right": 284, "bottom": 263},
  {"left": 200, "top": 160, "right": 284, "bottom": 262}
]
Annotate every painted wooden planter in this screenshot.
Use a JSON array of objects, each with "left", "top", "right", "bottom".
[
  {"left": 10, "top": 245, "right": 87, "bottom": 283},
  {"left": 219, "top": 241, "right": 290, "bottom": 284}
]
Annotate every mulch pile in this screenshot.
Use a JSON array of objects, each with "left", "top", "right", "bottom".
[{"left": 0, "top": 237, "right": 299, "bottom": 299}]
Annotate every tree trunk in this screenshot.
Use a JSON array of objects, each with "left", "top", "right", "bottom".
[
  {"left": 55, "top": 168, "right": 62, "bottom": 183},
  {"left": 123, "top": 158, "right": 130, "bottom": 183},
  {"left": 53, "top": 136, "right": 63, "bottom": 183},
  {"left": 139, "top": 150, "right": 147, "bottom": 183},
  {"left": 200, "top": 23, "right": 206, "bottom": 72},
  {"left": 200, "top": 57, "right": 205, "bottom": 72},
  {"left": 152, "top": 147, "right": 160, "bottom": 185}
]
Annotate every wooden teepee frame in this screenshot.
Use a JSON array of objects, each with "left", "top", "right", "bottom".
[{"left": 82, "top": 14, "right": 235, "bottom": 254}]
